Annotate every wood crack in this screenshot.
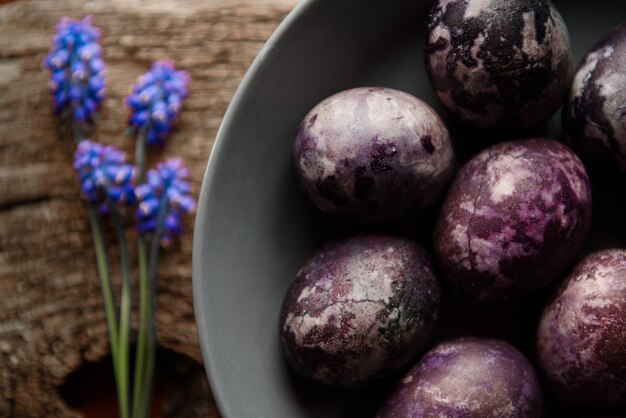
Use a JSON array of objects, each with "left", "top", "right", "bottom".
[{"left": 0, "top": 195, "right": 53, "bottom": 213}]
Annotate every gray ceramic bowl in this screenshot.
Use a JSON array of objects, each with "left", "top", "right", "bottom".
[{"left": 192, "top": 1, "right": 626, "bottom": 417}]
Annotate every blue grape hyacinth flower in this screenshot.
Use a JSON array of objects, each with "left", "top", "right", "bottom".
[
  {"left": 135, "top": 158, "right": 195, "bottom": 245},
  {"left": 73, "top": 139, "right": 136, "bottom": 213},
  {"left": 43, "top": 16, "right": 106, "bottom": 123},
  {"left": 125, "top": 61, "right": 190, "bottom": 146}
]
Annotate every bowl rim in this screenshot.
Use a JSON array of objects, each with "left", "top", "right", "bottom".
[{"left": 191, "top": 1, "right": 315, "bottom": 417}]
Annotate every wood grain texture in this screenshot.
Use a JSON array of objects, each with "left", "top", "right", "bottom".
[{"left": 0, "top": 0, "right": 296, "bottom": 416}]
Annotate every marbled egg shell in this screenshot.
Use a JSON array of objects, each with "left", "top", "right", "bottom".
[
  {"left": 564, "top": 24, "right": 626, "bottom": 173},
  {"left": 434, "top": 138, "right": 592, "bottom": 303},
  {"left": 537, "top": 249, "right": 626, "bottom": 408},
  {"left": 377, "top": 337, "right": 542, "bottom": 418},
  {"left": 279, "top": 234, "right": 441, "bottom": 387},
  {"left": 293, "top": 87, "right": 454, "bottom": 225},
  {"left": 425, "top": 0, "right": 573, "bottom": 131}
]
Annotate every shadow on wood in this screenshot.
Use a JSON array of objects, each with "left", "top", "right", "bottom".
[{"left": 59, "top": 347, "right": 213, "bottom": 418}]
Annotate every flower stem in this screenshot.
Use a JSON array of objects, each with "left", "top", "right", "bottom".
[
  {"left": 135, "top": 127, "right": 147, "bottom": 184},
  {"left": 132, "top": 125, "right": 156, "bottom": 418},
  {"left": 132, "top": 236, "right": 151, "bottom": 418},
  {"left": 72, "top": 118, "right": 88, "bottom": 149},
  {"left": 74, "top": 118, "right": 127, "bottom": 417},
  {"left": 133, "top": 195, "right": 166, "bottom": 418},
  {"left": 87, "top": 205, "right": 122, "bottom": 411},
  {"left": 73, "top": 121, "right": 86, "bottom": 144},
  {"left": 111, "top": 207, "right": 131, "bottom": 418}
]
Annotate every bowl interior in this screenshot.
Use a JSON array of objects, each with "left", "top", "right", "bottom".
[{"left": 192, "top": 1, "right": 626, "bottom": 417}]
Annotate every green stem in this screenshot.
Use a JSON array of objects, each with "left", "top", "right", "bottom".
[
  {"left": 132, "top": 236, "right": 150, "bottom": 418},
  {"left": 134, "top": 198, "right": 166, "bottom": 418},
  {"left": 73, "top": 121, "right": 86, "bottom": 144},
  {"left": 148, "top": 202, "right": 166, "bottom": 293},
  {"left": 135, "top": 127, "right": 148, "bottom": 184},
  {"left": 75, "top": 120, "right": 126, "bottom": 417},
  {"left": 132, "top": 126, "right": 155, "bottom": 418},
  {"left": 111, "top": 207, "right": 131, "bottom": 418},
  {"left": 87, "top": 205, "right": 121, "bottom": 397}
]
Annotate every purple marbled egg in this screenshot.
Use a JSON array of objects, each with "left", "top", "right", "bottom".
[
  {"left": 434, "top": 138, "right": 592, "bottom": 303},
  {"left": 425, "top": 0, "right": 573, "bottom": 131},
  {"left": 279, "top": 234, "right": 441, "bottom": 387},
  {"left": 293, "top": 87, "right": 454, "bottom": 224},
  {"left": 537, "top": 249, "right": 626, "bottom": 408},
  {"left": 565, "top": 24, "right": 626, "bottom": 173},
  {"left": 377, "top": 337, "right": 542, "bottom": 418}
]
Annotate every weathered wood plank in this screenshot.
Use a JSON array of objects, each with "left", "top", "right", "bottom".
[{"left": 0, "top": 0, "right": 296, "bottom": 416}]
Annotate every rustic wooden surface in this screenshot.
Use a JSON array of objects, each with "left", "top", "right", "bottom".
[{"left": 0, "top": 0, "right": 297, "bottom": 416}]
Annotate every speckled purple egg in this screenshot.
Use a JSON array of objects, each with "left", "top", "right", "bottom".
[
  {"left": 377, "top": 337, "right": 542, "bottom": 418},
  {"left": 565, "top": 24, "right": 626, "bottom": 173},
  {"left": 425, "top": 0, "right": 573, "bottom": 131},
  {"left": 434, "top": 138, "right": 592, "bottom": 303},
  {"left": 537, "top": 249, "right": 626, "bottom": 408},
  {"left": 293, "top": 87, "right": 454, "bottom": 224},
  {"left": 279, "top": 235, "right": 441, "bottom": 387}
]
